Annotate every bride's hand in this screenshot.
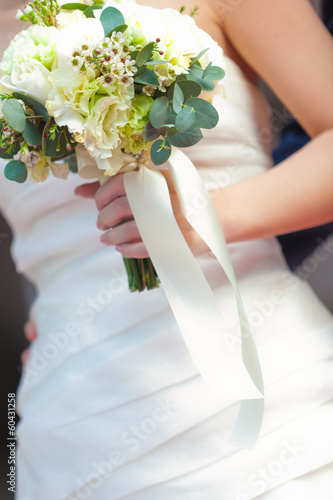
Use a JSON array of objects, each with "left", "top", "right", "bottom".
[{"left": 75, "top": 172, "right": 208, "bottom": 258}]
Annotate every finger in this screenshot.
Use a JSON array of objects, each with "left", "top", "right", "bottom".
[
  {"left": 101, "top": 220, "right": 142, "bottom": 247},
  {"left": 116, "top": 242, "right": 150, "bottom": 259},
  {"left": 24, "top": 320, "right": 38, "bottom": 342},
  {"left": 75, "top": 182, "right": 100, "bottom": 199},
  {"left": 21, "top": 348, "right": 31, "bottom": 365},
  {"left": 97, "top": 196, "right": 133, "bottom": 230},
  {"left": 95, "top": 174, "right": 126, "bottom": 211}
]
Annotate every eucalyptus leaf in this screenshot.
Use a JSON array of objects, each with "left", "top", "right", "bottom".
[
  {"left": 134, "top": 67, "right": 159, "bottom": 86},
  {"left": 186, "top": 67, "right": 215, "bottom": 91},
  {"left": 172, "top": 83, "right": 184, "bottom": 114},
  {"left": 176, "top": 80, "right": 201, "bottom": 100},
  {"left": 143, "top": 121, "right": 160, "bottom": 142},
  {"left": 168, "top": 126, "right": 203, "bottom": 147},
  {"left": 2, "top": 100, "right": 26, "bottom": 133},
  {"left": 205, "top": 65, "right": 225, "bottom": 81},
  {"left": 67, "top": 155, "right": 78, "bottom": 173},
  {"left": 13, "top": 92, "right": 49, "bottom": 119},
  {"left": 190, "top": 48, "right": 209, "bottom": 66},
  {"left": 149, "top": 97, "right": 171, "bottom": 129},
  {"left": 186, "top": 98, "right": 219, "bottom": 129},
  {"left": 60, "top": 3, "right": 87, "bottom": 11},
  {"left": 100, "top": 7, "right": 125, "bottom": 37},
  {"left": 144, "top": 60, "right": 169, "bottom": 66},
  {"left": 157, "top": 124, "right": 178, "bottom": 137},
  {"left": 23, "top": 121, "right": 42, "bottom": 146},
  {"left": 136, "top": 42, "right": 155, "bottom": 67},
  {"left": 202, "top": 61, "right": 212, "bottom": 79},
  {"left": 150, "top": 139, "right": 171, "bottom": 166},
  {"left": 84, "top": 5, "right": 103, "bottom": 18},
  {"left": 107, "top": 24, "right": 128, "bottom": 36},
  {"left": 4, "top": 160, "right": 27, "bottom": 183},
  {"left": 175, "top": 106, "right": 196, "bottom": 131}
]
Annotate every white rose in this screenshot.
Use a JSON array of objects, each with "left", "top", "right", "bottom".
[{"left": 0, "top": 59, "right": 52, "bottom": 105}]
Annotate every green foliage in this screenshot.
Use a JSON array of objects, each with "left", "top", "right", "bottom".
[
  {"left": 185, "top": 97, "right": 219, "bottom": 129},
  {"left": 100, "top": 7, "right": 125, "bottom": 37},
  {"left": 172, "top": 83, "right": 184, "bottom": 114},
  {"left": 143, "top": 121, "right": 160, "bottom": 142},
  {"left": 168, "top": 126, "right": 203, "bottom": 148},
  {"left": 2, "top": 100, "right": 26, "bottom": 133},
  {"left": 59, "top": 3, "right": 87, "bottom": 11},
  {"left": 150, "top": 139, "right": 171, "bottom": 165},
  {"left": 4, "top": 160, "right": 27, "bottom": 183},
  {"left": 12, "top": 93, "right": 49, "bottom": 120},
  {"left": 149, "top": 97, "right": 172, "bottom": 129},
  {"left": 84, "top": 5, "right": 103, "bottom": 18},
  {"left": 0, "top": 142, "right": 20, "bottom": 160},
  {"left": 136, "top": 42, "right": 155, "bottom": 67},
  {"left": 22, "top": 121, "right": 42, "bottom": 146},
  {"left": 175, "top": 106, "right": 195, "bottom": 131},
  {"left": 67, "top": 155, "right": 78, "bottom": 173},
  {"left": 134, "top": 67, "right": 159, "bottom": 86}
]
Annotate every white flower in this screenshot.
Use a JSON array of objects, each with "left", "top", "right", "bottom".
[
  {"left": 24, "top": 5, "right": 33, "bottom": 14},
  {"left": 54, "top": 18, "right": 104, "bottom": 70},
  {"left": 1, "top": 59, "right": 52, "bottom": 105},
  {"left": 83, "top": 95, "right": 130, "bottom": 161},
  {"left": 0, "top": 25, "right": 59, "bottom": 76},
  {"left": 56, "top": 10, "right": 86, "bottom": 30}
]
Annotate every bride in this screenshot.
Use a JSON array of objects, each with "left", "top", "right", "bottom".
[{"left": 1, "top": 0, "right": 333, "bottom": 499}]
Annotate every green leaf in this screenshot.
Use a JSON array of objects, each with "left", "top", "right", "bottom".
[
  {"left": 202, "top": 61, "right": 212, "bottom": 79},
  {"left": 186, "top": 97, "right": 219, "bottom": 129},
  {"left": 67, "top": 155, "right": 78, "bottom": 173},
  {"left": 149, "top": 97, "right": 171, "bottom": 129},
  {"left": 107, "top": 24, "right": 128, "bottom": 36},
  {"left": 13, "top": 92, "right": 49, "bottom": 119},
  {"left": 175, "top": 106, "right": 196, "bottom": 131},
  {"left": 187, "top": 67, "right": 215, "bottom": 91},
  {"left": 168, "top": 126, "right": 203, "bottom": 148},
  {"left": 176, "top": 80, "right": 202, "bottom": 100},
  {"left": 204, "top": 65, "right": 225, "bottom": 81},
  {"left": 4, "top": 160, "right": 27, "bottom": 183},
  {"left": 136, "top": 42, "right": 155, "bottom": 67},
  {"left": 100, "top": 7, "right": 125, "bottom": 37},
  {"left": 2, "top": 100, "right": 26, "bottom": 133},
  {"left": 143, "top": 121, "right": 160, "bottom": 142},
  {"left": 157, "top": 124, "right": 178, "bottom": 137},
  {"left": 134, "top": 67, "right": 159, "bottom": 86},
  {"left": 190, "top": 48, "right": 209, "bottom": 66},
  {"left": 84, "top": 5, "right": 103, "bottom": 18},
  {"left": 144, "top": 60, "right": 169, "bottom": 66},
  {"left": 0, "top": 142, "right": 20, "bottom": 159},
  {"left": 150, "top": 139, "right": 171, "bottom": 166},
  {"left": 22, "top": 121, "right": 42, "bottom": 146},
  {"left": 172, "top": 83, "right": 184, "bottom": 114},
  {"left": 60, "top": 3, "right": 87, "bottom": 11},
  {"left": 43, "top": 123, "right": 75, "bottom": 157}
]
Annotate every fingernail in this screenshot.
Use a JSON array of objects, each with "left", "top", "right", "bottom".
[
  {"left": 115, "top": 245, "right": 123, "bottom": 252},
  {"left": 100, "top": 234, "right": 106, "bottom": 243}
]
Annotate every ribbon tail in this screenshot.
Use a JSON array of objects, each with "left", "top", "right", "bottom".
[{"left": 124, "top": 165, "right": 264, "bottom": 447}]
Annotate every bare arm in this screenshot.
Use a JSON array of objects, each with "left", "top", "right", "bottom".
[{"left": 209, "top": 0, "right": 333, "bottom": 243}]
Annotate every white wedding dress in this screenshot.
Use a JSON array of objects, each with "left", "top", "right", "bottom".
[{"left": 1, "top": 49, "right": 333, "bottom": 499}]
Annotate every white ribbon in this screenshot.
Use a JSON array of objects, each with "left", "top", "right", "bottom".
[{"left": 76, "top": 146, "right": 264, "bottom": 448}]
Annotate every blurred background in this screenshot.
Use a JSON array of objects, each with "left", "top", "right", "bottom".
[{"left": 0, "top": 0, "right": 331, "bottom": 498}]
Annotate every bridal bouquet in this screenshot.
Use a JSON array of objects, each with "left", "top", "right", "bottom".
[{"left": 0, "top": 0, "right": 225, "bottom": 291}]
